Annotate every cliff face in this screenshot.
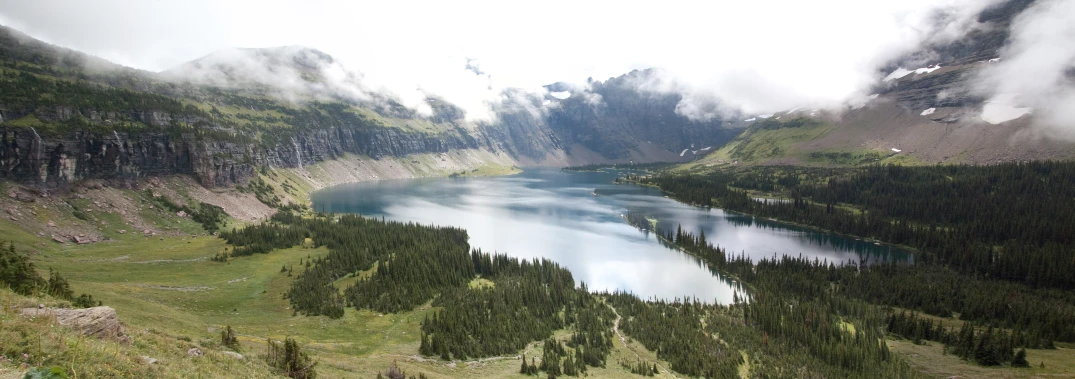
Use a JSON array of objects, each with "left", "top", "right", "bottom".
[
  {"left": 0, "top": 25, "right": 742, "bottom": 189},
  {"left": 0, "top": 106, "right": 483, "bottom": 188}
]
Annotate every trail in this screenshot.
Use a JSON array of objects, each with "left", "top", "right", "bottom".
[
  {"left": 608, "top": 302, "right": 680, "bottom": 378},
  {"left": 380, "top": 342, "right": 536, "bottom": 368}
]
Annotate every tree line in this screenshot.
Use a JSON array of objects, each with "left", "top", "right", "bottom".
[{"left": 630, "top": 162, "right": 1075, "bottom": 343}]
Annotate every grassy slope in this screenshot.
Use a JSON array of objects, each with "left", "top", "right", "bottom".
[
  {"left": 1, "top": 215, "right": 676, "bottom": 378},
  {"left": 682, "top": 117, "right": 926, "bottom": 171},
  {"left": 888, "top": 339, "right": 1075, "bottom": 378},
  {"left": 0, "top": 156, "right": 648, "bottom": 378}
]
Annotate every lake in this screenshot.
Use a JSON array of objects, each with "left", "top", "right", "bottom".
[{"left": 311, "top": 169, "right": 911, "bottom": 304}]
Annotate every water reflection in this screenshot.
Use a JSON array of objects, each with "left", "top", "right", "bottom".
[{"left": 312, "top": 169, "right": 911, "bottom": 304}]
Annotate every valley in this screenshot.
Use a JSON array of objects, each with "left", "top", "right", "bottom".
[{"left": 2, "top": 0, "right": 1075, "bottom": 377}]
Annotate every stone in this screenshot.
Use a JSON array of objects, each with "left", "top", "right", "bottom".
[
  {"left": 140, "top": 356, "right": 158, "bottom": 365},
  {"left": 187, "top": 348, "right": 203, "bottom": 357},
  {"left": 20, "top": 306, "right": 129, "bottom": 343},
  {"left": 118, "top": 230, "right": 126, "bottom": 234},
  {"left": 48, "top": 220, "right": 56, "bottom": 227},
  {"left": 51, "top": 235, "right": 66, "bottom": 244},
  {"left": 176, "top": 211, "right": 187, "bottom": 217},
  {"left": 222, "top": 351, "right": 244, "bottom": 360}
]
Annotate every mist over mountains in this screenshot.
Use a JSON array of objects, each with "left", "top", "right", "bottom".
[{"left": 0, "top": 0, "right": 1072, "bottom": 188}]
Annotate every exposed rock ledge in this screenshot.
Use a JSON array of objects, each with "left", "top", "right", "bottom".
[{"left": 20, "top": 306, "right": 129, "bottom": 343}]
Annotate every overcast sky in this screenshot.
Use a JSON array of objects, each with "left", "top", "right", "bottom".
[{"left": 0, "top": 0, "right": 1009, "bottom": 118}]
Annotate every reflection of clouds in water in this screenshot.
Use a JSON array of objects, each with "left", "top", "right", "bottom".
[
  {"left": 313, "top": 169, "right": 911, "bottom": 303},
  {"left": 377, "top": 186, "right": 737, "bottom": 303}
]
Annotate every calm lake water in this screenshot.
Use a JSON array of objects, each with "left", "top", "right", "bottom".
[{"left": 311, "top": 169, "right": 911, "bottom": 304}]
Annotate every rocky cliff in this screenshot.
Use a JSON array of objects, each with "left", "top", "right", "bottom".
[{"left": 0, "top": 108, "right": 483, "bottom": 188}]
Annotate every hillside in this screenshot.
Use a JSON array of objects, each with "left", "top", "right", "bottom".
[
  {"left": 0, "top": 25, "right": 740, "bottom": 190},
  {"left": 685, "top": 0, "right": 1075, "bottom": 168}
]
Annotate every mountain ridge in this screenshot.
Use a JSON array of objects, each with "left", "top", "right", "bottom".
[{"left": 0, "top": 24, "right": 738, "bottom": 188}]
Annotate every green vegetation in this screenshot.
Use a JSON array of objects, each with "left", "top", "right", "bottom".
[
  {"left": 710, "top": 117, "right": 832, "bottom": 163},
  {"left": 266, "top": 337, "right": 317, "bottom": 379},
  {"left": 1, "top": 242, "right": 97, "bottom": 307},
  {"left": 807, "top": 149, "right": 887, "bottom": 165},
  {"left": 624, "top": 161, "right": 1075, "bottom": 372}
]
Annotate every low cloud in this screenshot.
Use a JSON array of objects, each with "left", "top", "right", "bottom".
[
  {"left": 0, "top": 0, "right": 1028, "bottom": 123},
  {"left": 973, "top": 0, "right": 1075, "bottom": 139}
]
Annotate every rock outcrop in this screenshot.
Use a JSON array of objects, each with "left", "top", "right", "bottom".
[
  {"left": 20, "top": 306, "right": 129, "bottom": 343},
  {"left": 0, "top": 119, "right": 481, "bottom": 188}
]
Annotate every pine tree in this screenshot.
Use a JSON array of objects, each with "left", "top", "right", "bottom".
[
  {"left": 1011, "top": 348, "right": 1029, "bottom": 367},
  {"left": 221, "top": 325, "right": 239, "bottom": 350}
]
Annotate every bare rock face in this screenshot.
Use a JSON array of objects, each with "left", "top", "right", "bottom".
[{"left": 20, "top": 306, "right": 129, "bottom": 343}]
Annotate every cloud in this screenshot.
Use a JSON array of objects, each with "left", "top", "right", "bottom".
[
  {"left": 973, "top": 0, "right": 1075, "bottom": 139},
  {"left": 0, "top": 0, "right": 1009, "bottom": 121}
]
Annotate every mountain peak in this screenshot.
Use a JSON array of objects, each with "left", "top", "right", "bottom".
[{"left": 161, "top": 45, "right": 341, "bottom": 89}]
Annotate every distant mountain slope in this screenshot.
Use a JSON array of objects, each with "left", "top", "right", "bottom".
[
  {"left": 690, "top": 0, "right": 1075, "bottom": 167},
  {"left": 0, "top": 25, "right": 740, "bottom": 187}
]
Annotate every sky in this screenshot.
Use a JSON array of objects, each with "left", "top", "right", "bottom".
[{"left": 2, "top": 0, "right": 1063, "bottom": 123}]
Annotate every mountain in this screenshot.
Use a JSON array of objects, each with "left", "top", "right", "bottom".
[
  {"left": 0, "top": 25, "right": 740, "bottom": 188},
  {"left": 689, "top": 0, "right": 1075, "bottom": 168}
]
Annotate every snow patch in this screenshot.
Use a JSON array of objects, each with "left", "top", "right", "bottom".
[
  {"left": 679, "top": 149, "right": 690, "bottom": 157},
  {"left": 988, "top": 58, "right": 1001, "bottom": 63},
  {"left": 913, "top": 65, "right": 941, "bottom": 75},
  {"left": 758, "top": 114, "right": 773, "bottom": 119},
  {"left": 883, "top": 68, "right": 913, "bottom": 82},
  {"left": 981, "top": 102, "right": 1032, "bottom": 124},
  {"left": 542, "top": 100, "right": 551, "bottom": 106},
  {"left": 884, "top": 65, "right": 939, "bottom": 82},
  {"left": 550, "top": 91, "right": 571, "bottom": 100},
  {"left": 920, "top": 108, "right": 936, "bottom": 116},
  {"left": 743, "top": 117, "right": 756, "bottom": 122},
  {"left": 891, "top": 148, "right": 902, "bottom": 153},
  {"left": 700, "top": 146, "right": 712, "bottom": 151}
]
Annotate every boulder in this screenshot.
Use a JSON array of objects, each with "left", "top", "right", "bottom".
[
  {"left": 20, "top": 306, "right": 129, "bottom": 343},
  {"left": 140, "top": 356, "right": 158, "bottom": 365},
  {"left": 187, "top": 347, "right": 203, "bottom": 357},
  {"left": 222, "top": 351, "right": 244, "bottom": 360}
]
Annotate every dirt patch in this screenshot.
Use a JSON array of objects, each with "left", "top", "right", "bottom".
[
  {"left": 149, "top": 176, "right": 273, "bottom": 222},
  {"left": 135, "top": 284, "right": 214, "bottom": 292}
]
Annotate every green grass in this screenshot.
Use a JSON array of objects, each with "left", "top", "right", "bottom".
[
  {"left": 804, "top": 148, "right": 888, "bottom": 166},
  {"left": 19, "top": 232, "right": 674, "bottom": 377},
  {"left": 468, "top": 277, "right": 495, "bottom": 289},
  {"left": 888, "top": 339, "right": 1075, "bottom": 378},
  {"left": 5, "top": 114, "right": 46, "bottom": 128},
  {"left": 2, "top": 210, "right": 663, "bottom": 377},
  {"left": 716, "top": 121, "right": 832, "bottom": 163}
]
